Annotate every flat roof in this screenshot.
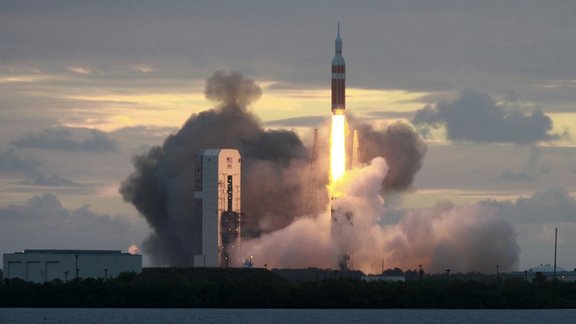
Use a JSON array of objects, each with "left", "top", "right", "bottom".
[{"left": 20, "top": 249, "right": 124, "bottom": 255}]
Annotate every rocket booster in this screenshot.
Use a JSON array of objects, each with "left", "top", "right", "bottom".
[{"left": 331, "top": 24, "right": 345, "bottom": 115}]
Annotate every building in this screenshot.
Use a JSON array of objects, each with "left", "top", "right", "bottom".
[
  {"left": 193, "top": 149, "right": 244, "bottom": 268},
  {"left": 2, "top": 249, "right": 142, "bottom": 283}
]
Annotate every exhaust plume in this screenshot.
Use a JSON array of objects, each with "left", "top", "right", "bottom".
[{"left": 239, "top": 157, "right": 520, "bottom": 273}]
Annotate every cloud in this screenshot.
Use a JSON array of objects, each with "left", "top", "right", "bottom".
[
  {"left": 484, "top": 188, "right": 576, "bottom": 223},
  {"left": 500, "top": 170, "right": 533, "bottom": 182},
  {"left": 0, "top": 149, "right": 41, "bottom": 174},
  {"left": 0, "top": 149, "right": 84, "bottom": 188},
  {"left": 264, "top": 116, "right": 326, "bottom": 128},
  {"left": 0, "top": 194, "right": 143, "bottom": 255},
  {"left": 11, "top": 127, "right": 116, "bottom": 152},
  {"left": 23, "top": 173, "right": 83, "bottom": 187},
  {"left": 412, "top": 91, "right": 559, "bottom": 144}
]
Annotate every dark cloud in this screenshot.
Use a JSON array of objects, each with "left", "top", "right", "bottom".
[
  {"left": 0, "top": 194, "right": 141, "bottom": 256},
  {"left": 264, "top": 116, "right": 325, "bottom": 128},
  {"left": 500, "top": 146, "right": 553, "bottom": 182},
  {"left": 484, "top": 188, "right": 576, "bottom": 223},
  {"left": 0, "top": 149, "right": 84, "bottom": 188},
  {"left": 11, "top": 127, "right": 116, "bottom": 152},
  {"left": 23, "top": 173, "right": 82, "bottom": 187},
  {"left": 500, "top": 170, "right": 533, "bottom": 182},
  {"left": 352, "top": 119, "right": 427, "bottom": 192},
  {"left": 413, "top": 91, "right": 559, "bottom": 144},
  {"left": 0, "top": 149, "right": 41, "bottom": 174}
]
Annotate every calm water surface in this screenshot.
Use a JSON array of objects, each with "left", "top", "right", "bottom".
[{"left": 1, "top": 308, "right": 576, "bottom": 324}]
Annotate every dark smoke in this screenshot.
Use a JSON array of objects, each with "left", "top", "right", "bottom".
[
  {"left": 412, "top": 90, "right": 558, "bottom": 144},
  {"left": 121, "top": 70, "right": 311, "bottom": 266},
  {"left": 121, "top": 70, "right": 427, "bottom": 266},
  {"left": 350, "top": 118, "right": 427, "bottom": 192}
]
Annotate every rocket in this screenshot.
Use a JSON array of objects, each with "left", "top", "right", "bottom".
[{"left": 331, "top": 23, "right": 345, "bottom": 115}]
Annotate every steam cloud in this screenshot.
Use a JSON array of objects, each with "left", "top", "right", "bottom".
[
  {"left": 121, "top": 70, "right": 426, "bottom": 266},
  {"left": 412, "top": 91, "right": 558, "bottom": 144}
]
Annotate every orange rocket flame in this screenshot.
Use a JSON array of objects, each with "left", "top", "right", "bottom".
[{"left": 330, "top": 114, "right": 346, "bottom": 196}]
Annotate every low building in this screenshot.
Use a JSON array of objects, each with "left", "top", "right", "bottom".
[{"left": 3, "top": 249, "right": 142, "bottom": 283}]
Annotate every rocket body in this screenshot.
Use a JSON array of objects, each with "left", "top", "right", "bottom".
[{"left": 331, "top": 25, "right": 345, "bottom": 115}]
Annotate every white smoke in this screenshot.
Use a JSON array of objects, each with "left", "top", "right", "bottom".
[{"left": 236, "top": 157, "right": 519, "bottom": 274}]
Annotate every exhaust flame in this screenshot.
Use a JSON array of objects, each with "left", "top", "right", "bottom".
[{"left": 330, "top": 114, "right": 346, "bottom": 192}]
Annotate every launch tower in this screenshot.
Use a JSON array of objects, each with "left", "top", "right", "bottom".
[{"left": 193, "top": 149, "right": 244, "bottom": 268}]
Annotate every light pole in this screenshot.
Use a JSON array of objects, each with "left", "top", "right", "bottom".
[{"left": 75, "top": 254, "right": 79, "bottom": 279}]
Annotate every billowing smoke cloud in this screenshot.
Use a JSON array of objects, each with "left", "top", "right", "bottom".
[
  {"left": 412, "top": 91, "right": 558, "bottom": 144},
  {"left": 0, "top": 194, "right": 141, "bottom": 256},
  {"left": 121, "top": 70, "right": 312, "bottom": 266},
  {"left": 351, "top": 119, "right": 427, "bottom": 192},
  {"left": 121, "top": 70, "right": 427, "bottom": 266},
  {"left": 238, "top": 158, "right": 520, "bottom": 273},
  {"left": 11, "top": 127, "right": 117, "bottom": 152}
]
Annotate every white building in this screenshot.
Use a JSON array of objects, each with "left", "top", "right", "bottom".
[
  {"left": 193, "top": 149, "right": 243, "bottom": 268},
  {"left": 2, "top": 249, "right": 142, "bottom": 283}
]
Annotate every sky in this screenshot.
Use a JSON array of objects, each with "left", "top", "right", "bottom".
[{"left": 1, "top": 0, "right": 575, "bottom": 271}]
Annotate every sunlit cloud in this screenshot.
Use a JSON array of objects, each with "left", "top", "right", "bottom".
[
  {"left": 536, "top": 80, "right": 576, "bottom": 89},
  {"left": 130, "top": 65, "right": 155, "bottom": 73},
  {"left": 66, "top": 66, "right": 93, "bottom": 74}
]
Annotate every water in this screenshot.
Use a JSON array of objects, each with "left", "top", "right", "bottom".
[{"left": 1, "top": 308, "right": 576, "bottom": 324}]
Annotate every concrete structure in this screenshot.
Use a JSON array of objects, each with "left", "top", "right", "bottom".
[
  {"left": 193, "top": 149, "right": 243, "bottom": 268},
  {"left": 331, "top": 23, "right": 345, "bottom": 115},
  {"left": 2, "top": 250, "right": 142, "bottom": 283}
]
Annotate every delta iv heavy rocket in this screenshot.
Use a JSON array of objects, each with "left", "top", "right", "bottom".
[{"left": 331, "top": 24, "right": 345, "bottom": 115}]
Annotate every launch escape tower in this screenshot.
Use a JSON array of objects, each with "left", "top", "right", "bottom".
[{"left": 193, "top": 149, "right": 245, "bottom": 268}]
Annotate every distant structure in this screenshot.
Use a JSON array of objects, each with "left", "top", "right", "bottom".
[
  {"left": 508, "top": 264, "right": 576, "bottom": 282},
  {"left": 2, "top": 249, "right": 142, "bottom": 283},
  {"left": 193, "top": 149, "right": 244, "bottom": 268}
]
